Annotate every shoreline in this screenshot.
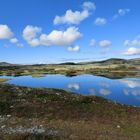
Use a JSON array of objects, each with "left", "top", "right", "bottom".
[
  {"left": 1, "top": 59, "right": 140, "bottom": 78},
  {"left": 0, "top": 78, "right": 9, "bottom": 83}
]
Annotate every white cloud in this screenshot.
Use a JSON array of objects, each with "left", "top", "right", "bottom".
[
  {"left": 10, "top": 38, "right": 18, "bottom": 43},
  {"left": 40, "top": 27, "right": 82, "bottom": 46},
  {"left": 68, "top": 45, "right": 80, "bottom": 52},
  {"left": 53, "top": 1, "right": 95, "bottom": 25},
  {"left": 118, "top": 9, "right": 130, "bottom": 16},
  {"left": 23, "top": 26, "right": 82, "bottom": 47},
  {"left": 0, "top": 24, "right": 14, "bottom": 39},
  {"left": 94, "top": 18, "right": 107, "bottom": 25},
  {"left": 89, "top": 39, "right": 96, "bottom": 47},
  {"left": 89, "top": 39, "right": 112, "bottom": 48},
  {"left": 99, "top": 40, "right": 111, "bottom": 47},
  {"left": 23, "top": 25, "right": 42, "bottom": 47},
  {"left": 113, "top": 9, "right": 130, "bottom": 19},
  {"left": 124, "top": 36, "right": 140, "bottom": 47},
  {"left": 23, "top": 25, "right": 42, "bottom": 41},
  {"left": 54, "top": 10, "right": 89, "bottom": 25},
  {"left": 82, "top": 1, "right": 96, "bottom": 10},
  {"left": 123, "top": 47, "right": 140, "bottom": 55},
  {"left": 28, "top": 38, "right": 40, "bottom": 47},
  {"left": 0, "top": 25, "right": 20, "bottom": 47}
]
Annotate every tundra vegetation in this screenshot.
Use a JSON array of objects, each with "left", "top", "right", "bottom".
[
  {"left": 0, "top": 58, "right": 140, "bottom": 139},
  {"left": 0, "top": 84, "right": 140, "bottom": 140},
  {"left": 0, "top": 58, "right": 140, "bottom": 78}
]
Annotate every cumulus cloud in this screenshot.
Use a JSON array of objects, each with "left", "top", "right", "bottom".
[
  {"left": 113, "top": 9, "right": 130, "bottom": 19},
  {"left": 10, "top": 38, "right": 18, "bottom": 43},
  {"left": 40, "top": 27, "right": 82, "bottom": 46},
  {"left": 94, "top": 18, "right": 107, "bottom": 25},
  {"left": 28, "top": 38, "right": 40, "bottom": 47},
  {"left": 0, "top": 24, "right": 21, "bottom": 47},
  {"left": 23, "top": 25, "right": 42, "bottom": 41},
  {"left": 23, "top": 25, "right": 42, "bottom": 47},
  {"left": 82, "top": 1, "right": 96, "bottom": 10},
  {"left": 99, "top": 40, "right": 111, "bottom": 47},
  {"left": 67, "top": 45, "right": 80, "bottom": 52},
  {"left": 123, "top": 47, "right": 140, "bottom": 55},
  {"left": 123, "top": 36, "right": 140, "bottom": 55},
  {"left": 53, "top": 1, "right": 96, "bottom": 25},
  {"left": 23, "top": 26, "right": 82, "bottom": 47},
  {"left": 54, "top": 10, "right": 89, "bottom": 25},
  {"left": 0, "top": 24, "right": 14, "bottom": 39},
  {"left": 89, "top": 39, "right": 96, "bottom": 47}
]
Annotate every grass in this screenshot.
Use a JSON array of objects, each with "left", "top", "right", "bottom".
[
  {"left": 0, "top": 78, "right": 9, "bottom": 83},
  {"left": 0, "top": 83, "right": 140, "bottom": 139}
]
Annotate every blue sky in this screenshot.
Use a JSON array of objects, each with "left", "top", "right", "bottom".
[{"left": 0, "top": 0, "right": 140, "bottom": 64}]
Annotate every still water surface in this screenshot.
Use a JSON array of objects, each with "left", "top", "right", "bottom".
[{"left": 1, "top": 74, "right": 140, "bottom": 106}]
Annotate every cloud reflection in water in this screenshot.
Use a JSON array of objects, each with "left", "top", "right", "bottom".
[
  {"left": 120, "top": 79, "right": 140, "bottom": 88},
  {"left": 68, "top": 83, "right": 80, "bottom": 90}
]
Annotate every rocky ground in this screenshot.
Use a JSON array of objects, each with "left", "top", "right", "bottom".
[{"left": 0, "top": 83, "right": 140, "bottom": 140}]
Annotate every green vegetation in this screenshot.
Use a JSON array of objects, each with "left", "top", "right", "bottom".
[
  {"left": 0, "top": 84, "right": 140, "bottom": 139},
  {"left": 0, "top": 78, "right": 9, "bottom": 83}
]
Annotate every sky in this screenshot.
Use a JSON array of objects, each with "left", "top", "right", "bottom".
[{"left": 0, "top": 0, "right": 140, "bottom": 64}]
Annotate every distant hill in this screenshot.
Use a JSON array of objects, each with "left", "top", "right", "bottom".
[
  {"left": 0, "top": 62, "right": 13, "bottom": 66},
  {"left": 0, "top": 62, "right": 21, "bottom": 66},
  {"left": 1, "top": 58, "right": 140, "bottom": 66},
  {"left": 78, "top": 58, "right": 140, "bottom": 65},
  {"left": 93, "top": 58, "right": 127, "bottom": 65},
  {"left": 77, "top": 58, "right": 127, "bottom": 65}
]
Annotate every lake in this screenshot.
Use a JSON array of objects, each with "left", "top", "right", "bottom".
[{"left": 1, "top": 74, "right": 140, "bottom": 106}]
